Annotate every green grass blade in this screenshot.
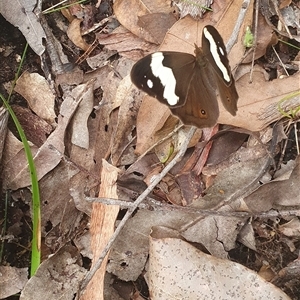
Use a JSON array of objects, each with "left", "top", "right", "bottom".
[{"left": 0, "top": 42, "right": 41, "bottom": 276}]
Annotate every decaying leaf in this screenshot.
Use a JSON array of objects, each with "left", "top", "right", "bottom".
[
  {"left": 0, "top": 0, "right": 46, "bottom": 55},
  {"left": 148, "top": 227, "right": 291, "bottom": 300},
  {"left": 20, "top": 244, "right": 86, "bottom": 300},
  {"left": 15, "top": 71, "right": 56, "bottom": 124},
  {"left": 114, "top": 0, "right": 174, "bottom": 44},
  {"left": 0, "top": 266, "right": 28, "bottom": 299}
]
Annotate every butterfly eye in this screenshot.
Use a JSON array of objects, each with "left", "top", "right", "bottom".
[{"left": 200, "top": 109, "right": 207, "bottom": 116}]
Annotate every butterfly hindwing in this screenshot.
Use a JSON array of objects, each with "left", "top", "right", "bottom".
[
  {"left": 201, "top": 25, "right": 238, "bottom": 116},
  {"left": 171, "top": 62, "right": 219, "bottom": 127},
  {"left": 130, "top": 25, "right": 239, "bottom": 128}
]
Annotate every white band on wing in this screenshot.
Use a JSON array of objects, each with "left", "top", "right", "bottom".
[{"left": 149, "top": 52, "right": 179, "bottom": 106}]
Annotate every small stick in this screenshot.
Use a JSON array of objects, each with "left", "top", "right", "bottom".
[
  {"left": 226, "top": 0, "right": 252, "bottom": 53},
  {"left": 78, "top": 126, "right": 197, "bottom": 296},
  {"left": 249, "top": 0, "right": 259, "bottom": 82},
  {"left": 86, "top": 196, "right": 300, "bottom": 219}
]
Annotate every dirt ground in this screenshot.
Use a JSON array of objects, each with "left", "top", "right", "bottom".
[{"left": 1, "top": 1, "right": 300, "bottom": 299}]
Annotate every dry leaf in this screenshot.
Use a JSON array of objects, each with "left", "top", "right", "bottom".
[
  {"left": 137, "top": 13, "right": 177, "bottom": 44},
  {"left": 15, "top": 71, "right": 56, "bottom": 124},
  {"left": 110, "top": 75, "right": 142, "bottom": 166},
  {"left": 114, "top": 0, "right": 174, "bottom": 44},
  {"left": 71, "top": 82, "right": 94, "bottom": 149},
  {"left": 107, "top": 209, "right": 195, "bottom": 281},
  {"left": 3, "top": 81, "right": 92, "bottom": 189},
  {"left": 20, "top": 244, "right": 86, "bottom": 300},
  {"left": 0, "top": 266, "right": 28, "bottom": 298},
  {"left": 244, "top": 156, "right": 300, "bottom": 212},
  {"left": 0, "top": 0, "right": 45, "bottom": 55},
  {"left": 67, "top": 18, "right": 90, "bottom": 51},
  {"left": 148, "top": 227, "right": 291, "bottom": 300},
  {"left": 97, "top": 26, "right": 158, "bottom": 60},
  {"left": 11, "top": 105, "right": 52, "bottom": 147},
  {"left": 278, "top": 218, "right": 300, "bottom": 237}
]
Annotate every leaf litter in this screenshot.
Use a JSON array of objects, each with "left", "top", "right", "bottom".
[{"left": 0, "top": 0, "right": 300, "bottom": 299}]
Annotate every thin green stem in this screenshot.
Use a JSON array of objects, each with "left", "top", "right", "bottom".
[{"left": 0, "top": 42, "right": 41, "bottom": 276}]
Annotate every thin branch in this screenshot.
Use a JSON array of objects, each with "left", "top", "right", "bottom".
[
  {"left": 78, "top": 126, "right": 197, "bottom": 295},
  {"left": 226, "top": 0, "right": 252, "bottom": 53},
  {"left": 249, "top": 0, "right": 259, "bottom": 82},
  {"left": 86, "top": 196, "right": 300, "bottom": 219}
]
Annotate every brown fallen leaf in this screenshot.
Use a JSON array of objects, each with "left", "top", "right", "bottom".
[
  {"left": 11, "top": 105, "right": 52, "bottom": 147},
  {"left": 242, "top": 12, "right": 274, "bottom": 63},
  {"left": 67, "top": 18, "right": 90, "bottom": 51},
  {"left": 14, "top": 71, "right": 56, "bottom": 124},
  {"left": 20, "top": 244, "right": 86, "bottom": 300},
  {"left": 71, "top": 80, "right": 94, "bottom": 149},
  {"left": 2, "top": 81, "right": 94, "bottom": 189},
  {"left": 148, "top": 227, "right": 291, "bottom": 300},
  {"left": 97, "top": 25, "right": 158, "bottom": 60},
  {"left": 244, "top": 155, "right": 300, "bottom": 212},
  {"left": 110, "top": 75, "right": 142, "bottom": 166},
  {"left": 137, "top": 13, "right": 177, "bottom": 44},
  {"left": 113, "top": 0, "right": 174, "bottom": 44},
  {"left": 0, "top": 266, "right": 27, "bottom": 298}
]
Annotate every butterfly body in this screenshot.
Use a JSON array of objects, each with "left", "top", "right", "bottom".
[{"left": 131, "top": 25, "right": 238, "bottom": 128}]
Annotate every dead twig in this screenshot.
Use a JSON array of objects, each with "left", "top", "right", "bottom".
[
  {"left": 226, "top": 0, "right": 252, "bottom": 53},
  {"left": 78, "top": 126, "right": 197, "bottom": 296},
  {"left": 86, "top": 196, "right": 300, "bottom": 219}
]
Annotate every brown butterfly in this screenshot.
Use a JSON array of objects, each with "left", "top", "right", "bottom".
[{"left": 130, "top": 25, "right": 238, "bottom": 128}]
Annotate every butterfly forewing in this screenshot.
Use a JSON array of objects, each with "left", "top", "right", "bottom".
[
  {"left": 131, "top": 52, "right": 195, "bottom": 107},
  {"left": 130, "top": 25, "right": 239, "bottom": 128},
  {"left": 201, "top": 25, "right": 238, "bottom": 116}
]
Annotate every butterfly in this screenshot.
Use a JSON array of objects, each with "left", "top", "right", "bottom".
[{"left": 130, "top": 25, "right": 238, "bottom": 128}]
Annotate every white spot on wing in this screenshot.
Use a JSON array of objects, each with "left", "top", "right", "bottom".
[
  {"left": 147, "top": 79, "right": 153, "bottom": 88},
  {"left": 219, "top": 46, "right": 224, "bottom": 56},
  {"left": 150, "top": 52, "right": 179, "bottom": 105},
  {"left": 203, "top": 28, "right": 230, "bottom": 83}
]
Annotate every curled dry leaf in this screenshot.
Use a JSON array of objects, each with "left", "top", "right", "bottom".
[
  {"left": 0, "top": 0, "right": 46, "bottom": 55},
  {"left": 114, "top": 0, "right": 175, "bottom": 44},
  {"left": 110, "top": 75, "right": 142, "bottom": 166},
  {"left": 3, "top": 82, "right": 92, "bottom": 189},
  {"left": 244, "top": 155, "right": 300, "bottom": 212},
  {"left": 71, "top": 82, "right": 94, "bottom": 149},
  {"left": 278, "top": 218, "right": 300, "bottom": 238},
  {"left": 67, "top": 18, "right": 90, "bottom": 51},
  {"left": 14, "top": 71, "right": 56, "bottom": 124}
]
